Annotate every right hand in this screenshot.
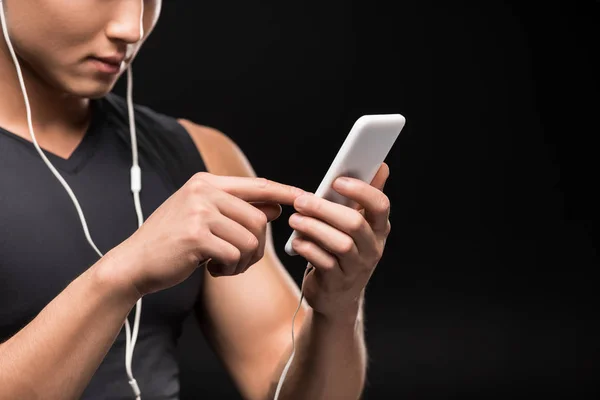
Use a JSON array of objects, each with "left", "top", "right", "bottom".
[{"left": 105, "top": 172, "right": 305, "bottom": 297}]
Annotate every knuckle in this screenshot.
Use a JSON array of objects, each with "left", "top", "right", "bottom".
[
  {"left": 255, "top": 177, "right": 269, "bottom": 189},
  {"left": 194, "top": 204, "right": 213, "bottom": 220},
  {"left": 348, "top": 213, "right": 365, "bottom": 233},
  {"left": 184, "top": 223, "right": 208, "bottom": 245},
  {"left": 244, "top": 234, "right": 260, "bottom": 252},
  {"left": 253, "top": 209, "right": 268, "bottom": 228},
  {"left": 224, "top": 247, "right": 241, "bottom": 267},
  {"left": 325, "top": 257, "right": 338, "bottom": 271},
  {"left": 376, "top": 194, "right": 391, "bottom": 213},
  {"left": 189, "top": 173, "right": 210, "bottom": 192},
  {"left": 338, "top": 237, "right": 355, "bottom": 255},
  {"left": 193, "top": 171, "right": 211, "bottom": 181},
  {"left": 384, "top": 220, "right": 392, "bottom": 235},
  {"left": 182, "top": 226, "right": 198, "bottom": 244}
]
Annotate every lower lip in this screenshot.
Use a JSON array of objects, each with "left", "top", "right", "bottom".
[{"left": 88, "top": 58, "right": 122, "bottom": 74}]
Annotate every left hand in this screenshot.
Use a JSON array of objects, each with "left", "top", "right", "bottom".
[{"left": 288, "top": 163, "right": 391, "bottom": 321}]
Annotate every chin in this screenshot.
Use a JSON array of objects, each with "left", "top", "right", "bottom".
[{"left": 62, "top": 75, "right": 120, "bottom": 100}]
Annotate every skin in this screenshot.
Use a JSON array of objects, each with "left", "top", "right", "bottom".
[{"left": 0, "top": 1, "right": 392, "bottom": 399}]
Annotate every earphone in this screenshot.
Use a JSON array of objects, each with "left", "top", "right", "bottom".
[{"left": 0, "top": 1, "right": 145, "bottom": 398}]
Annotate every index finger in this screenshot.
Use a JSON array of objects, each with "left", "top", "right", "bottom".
[
  {"left": 332, "top": 175, "right": 390, "bottom": 233},
  {"left": 200, "top": 174, "right": 306, "bottom": 205}
]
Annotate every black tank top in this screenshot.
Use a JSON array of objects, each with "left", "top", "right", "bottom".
[{"left": 0, "top": 93, "right": 206, "bottom": 399}]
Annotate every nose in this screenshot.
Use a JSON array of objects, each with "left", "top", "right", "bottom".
[{"left": 105, "top": 0, "right": 145, "bottom": 44}]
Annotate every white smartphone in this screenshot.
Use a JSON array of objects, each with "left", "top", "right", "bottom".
[{"left": 284, "top": 113, "right": 406, "bottom": 256}]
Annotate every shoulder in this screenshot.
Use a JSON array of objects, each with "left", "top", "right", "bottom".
[
  {"left": 102, "top": 92, "right": 253, "bottom": 179},
  {"left": 177, "top": 119, "right": 257, "bottom": 178},
  {"left": 103, "top": 92, "right": 182, "bottom": 134}
]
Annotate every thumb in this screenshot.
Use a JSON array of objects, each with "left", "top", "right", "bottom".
[{"left": 252, "top": 202, "right": 282, "bottom": 222}]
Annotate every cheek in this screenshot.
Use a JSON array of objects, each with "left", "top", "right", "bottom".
[
  {"left": 10, "top": 31, "right": 86, "bottom": 90},
  {"left": 8, "top": 3, "right": 104, "bottom": 65}
]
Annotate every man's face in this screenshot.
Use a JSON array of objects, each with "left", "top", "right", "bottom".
[{"left": 1, "top": 0, "right": 162, "bottom": 98}]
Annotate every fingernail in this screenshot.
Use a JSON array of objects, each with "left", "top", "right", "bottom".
[
  {"left": 289, "top": 213, "right": 303, "bottom": 224},
  {"left": 335, "top": 177, "right": 350, "bottom": 187}
]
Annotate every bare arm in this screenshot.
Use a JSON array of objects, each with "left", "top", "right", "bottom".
[
  {"left": 0, "top": 247, "right": 139, "bottom": 400},
  {"left": 266, "top": 294, "right": 367, "bottom": 400},
  {"left": 180, "top": 120, "right": 368, "bottom": 400},
  {"left": 195, "top": 245, "right": 368, "bottom": 400}
]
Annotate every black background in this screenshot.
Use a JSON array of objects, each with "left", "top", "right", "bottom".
[{"left": 114, "top": 0, "right": 598, "bottom": 398}]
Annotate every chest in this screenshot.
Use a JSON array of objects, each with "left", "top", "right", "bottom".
[{"left": 0, "top": 134, "right": 201, "bottom": 338}]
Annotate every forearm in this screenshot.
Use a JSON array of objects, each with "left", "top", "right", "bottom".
[
  {"left": 269, "top": 296, "right": 367, "bottom": 400},
  {"left": 0, "top": 248, "right": 140, "bottom": 400}
]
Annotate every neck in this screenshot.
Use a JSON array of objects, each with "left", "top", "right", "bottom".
[{"left": 0, "top": 38, "right": 91, "bottom": 141}]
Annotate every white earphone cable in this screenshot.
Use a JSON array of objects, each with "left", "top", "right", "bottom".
[
  {"left": 1, "top": 1, "right": 144, "bottom": 399},
  {"left": 124, "top": 62, "right": 143, "bottom": 400},
  {"left": 124, "top": 3, "right": 145, "bottom": 397},
  {"left": 273, "top": 264, "right": 313, "bottom": 400}
]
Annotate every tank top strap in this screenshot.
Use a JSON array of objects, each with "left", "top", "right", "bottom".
[{"left": 102, "top": 92, "right": 206, "bottom": 190}]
